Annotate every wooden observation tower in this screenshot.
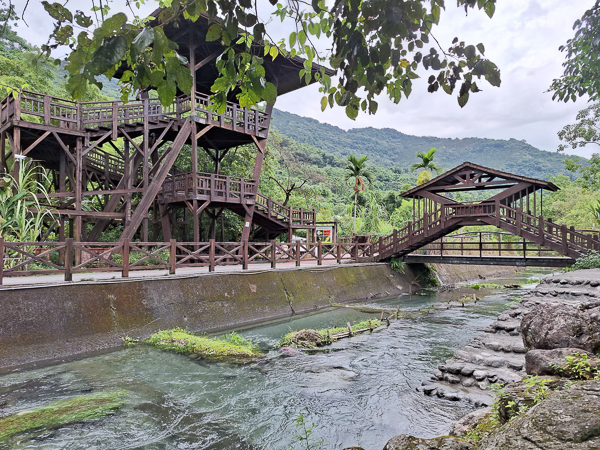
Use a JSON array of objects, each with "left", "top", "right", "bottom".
[{"left": 0, "top": 11, "right": 333, "bottom": 245}]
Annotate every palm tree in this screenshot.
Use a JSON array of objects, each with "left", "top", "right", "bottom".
[
  {"left": 410, "top": 148, "right": 442, "bottom": 185},
  {"left": 344, "top": 155, "right": 373, "bottom": 234}
]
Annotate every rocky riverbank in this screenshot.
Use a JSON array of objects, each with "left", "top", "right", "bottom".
[{"left": 377, "top": 268, "right": 600, "bottom": 450}]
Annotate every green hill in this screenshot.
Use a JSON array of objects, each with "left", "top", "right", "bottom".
[{"left": 271, "top": 109, "right": 571, "bottom": 180}]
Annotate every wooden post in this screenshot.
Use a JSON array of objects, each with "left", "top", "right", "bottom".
[
  {"left": 440, "top": 237, "right": 444, "bottom": 256},
  {"left": 347, "top": 322, "right": 354, "bottom": 337},
  {"left": 378, "top": 236, "right": 383, "bottom": 258},
  {"left": 242, "top": 240, "right": 249, "bottom": 270},
  {"left": 209, "top": 238, "right": 215, "bottom": 272},
  {"left": 296, "top": 241, "right": 301, "bottom": 267},
  {"left": 561, "top": 225, "right": 568, "bottom": 255},
  {"left": 336, "top": 242, "right": 341, "bottom": 264},
  {"left": 461, "top": 237, "right": 464, "bottom": 255},
  {"left": 271, "top": 240, "right": 276, "bottom": 269},
  {"left": 479, "top": 232, "right": 482, "bottom": 258},
  {"left": 317, "top": 240, "right": 322, "bottom": 266},
  {"left": 43, "top": 95, "right": 51, "bottom": 125},
  {"left": 495, "top": 198, "right": 500, "bottom": 226},
  {"left": 0, "top": 237, "right": 4, "bottom": 285},
  {"left": 393, "top": 229, "right": 398, "bottom": 252},
  {"left": 122, "top": 239, "right": 130, "bottom": 277},
  {"left": 368, "top": 320, "right": 373, "bottom": 332},
  {"left": 522, "top": 239, "right": 526, "bottom": 258},
  {"left": 516, "top": 207, "right": 522, "bottom": 236},
  {"left": 327, "top": 329, "right": 332, "bottom": 341},
  {"left": 169, "top": 239, "right": 176, "bottom": 274},
  {"left": 408, "top": 221, "right": 413, "bottom": 245},
  {"left": 65, "top": 238, "right": 73, "bottom": 282},
  {"left": 538, "top": 215, "right": 545, "bottom": 246}
]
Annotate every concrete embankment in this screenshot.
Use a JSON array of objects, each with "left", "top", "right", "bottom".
[
  {"left": 0, "top": 261, "right": 525, "bottom": 372},
  {"left": 0, "top": 263, "right": 415, "bottom": 371}
]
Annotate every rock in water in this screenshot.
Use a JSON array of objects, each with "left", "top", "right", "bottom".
[
  {"left": 279, "top": 347, "right": 302, "bottom": 357},
  {"left": 525, "top": 348, "right": 600, "bottom": 377},
  {"left": 521, "top": 303, "right": 600, "bottom": 353},
  {"left": 288, "top": 329, "right": 324, "bottom": 348},
  {"left": 383, "top": 435, "right": 471, "bottom": 450},
  {"left": 478, "top": 379, "right": 600, "bottom": 449}
]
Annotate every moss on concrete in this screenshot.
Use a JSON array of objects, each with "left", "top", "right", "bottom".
[{"left": 0, "top": 390, "right": 126, "bottom": 443}]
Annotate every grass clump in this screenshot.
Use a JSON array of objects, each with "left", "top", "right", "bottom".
[
  {"left": 0, "top": 390, "right": 127, "bottom": 443},
  {"left": 144, "top": 328, "right": 263, "bottom": 361},
  {"left": 280, "top": 319, "right": 383, "bottom": 348},
  {"left": 466, "top": 283, "right": 503, "bottom": 290}
]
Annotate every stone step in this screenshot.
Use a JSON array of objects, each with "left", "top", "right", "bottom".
[
  {"left": 418, "top": 380, "right": 493, "bottom": 407},
  {"left": 470, "top": 333, "right": 526, "bottom": 354}
]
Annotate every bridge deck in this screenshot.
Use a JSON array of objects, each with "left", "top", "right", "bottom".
[{"left": 403, "top": 254, "right": 575, "bottom": 267}]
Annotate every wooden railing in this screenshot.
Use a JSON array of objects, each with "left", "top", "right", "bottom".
[
  {"left": 0, "top": 238, "right": 373, "bottom": 284},
  {"left": 160, "top": 172, "right": 258, "bottom": 203},
  {"left": 193, "top": 92, "right": 270, "bottom": 138},
  {"left": 418, "top": 231, "right": 561, "bottom": 258},
  {"left": 254, "top": 193, "right": 316, "bottom": 227},
  {"left": 0, "top": 89, "right": 269, "bottom": 137}
]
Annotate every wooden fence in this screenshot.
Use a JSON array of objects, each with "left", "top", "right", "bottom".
[{"left": 0, "top": 238, "right": 375, "bottom": 284}]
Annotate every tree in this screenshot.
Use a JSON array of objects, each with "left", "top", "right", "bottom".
[
  {"left": 558, "top": 103, "right": 600, "bottom": 152},
  {"left": 344, "top": 155, "right": 373, "bottom": 234},
  {"left": 550, "top": 1, "right": 600, "bottom": 102},
  {"left": 29, "top": 0, "right": 500, "bottom": 117},
  {"left": 410, "top": 147, "right": 442, "bottom": 185},
  {"left": 564, "top": 154, "right": 600, "bottom": 190}
]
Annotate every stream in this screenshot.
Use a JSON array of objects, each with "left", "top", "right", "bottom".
[{"left": 0, "top": 270, "right": 551, "bottom": 450}]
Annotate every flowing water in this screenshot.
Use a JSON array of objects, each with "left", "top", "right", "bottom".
[{"left": 0, "top": 270, "right": 551, "bottom": 450}]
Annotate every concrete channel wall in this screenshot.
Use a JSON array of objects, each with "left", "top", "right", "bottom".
[
  {"left": 0, "top": 263, "right": 416, "bottom": 371},
  {"left": 0, "top": 262, "right": 526, "bottom": 371}
]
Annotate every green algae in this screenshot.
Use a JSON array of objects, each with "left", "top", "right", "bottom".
[
  {"left": 0, "top": 390, "right": 127, "bottom": 443},
  {"left": 144, "top": 328, "right": 263, "bottom": 361}
]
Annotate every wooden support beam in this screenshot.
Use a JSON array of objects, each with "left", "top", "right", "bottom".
[
  {"left": 52, "top": 132, "right": 77, "bottom": 165},
  {"left": 82, "top": 131, "right": 111, "bottom": 156},
  {"left": 119, "top": 120, "right": 194, "bottom": 241},
  {"left": 22, "top": 131, "right": 51, "bottom": 157}
]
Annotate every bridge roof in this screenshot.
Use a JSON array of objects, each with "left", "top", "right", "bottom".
[
  {"left": 123, "top": 8, "right": 336, "bottom": 99},
  {"left": 401, "top": 161, "right": 559, "bottom": 198}
]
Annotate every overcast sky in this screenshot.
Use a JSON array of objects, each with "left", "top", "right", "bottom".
[{"left": 17, "top": 0, "right": 597, "bottom": 158}]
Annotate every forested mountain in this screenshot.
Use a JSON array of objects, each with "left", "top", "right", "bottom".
[{"left": 271, "top": 109, "right": 571, "bottom": 180}]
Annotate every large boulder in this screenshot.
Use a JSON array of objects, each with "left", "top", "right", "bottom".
[
  {"left": 450, "top": 407, "right": 492, "bottom": 437},
  {"left": 525, "top": 348, "right": 600, "bottom": 378},
  {"left": 382, "top": 435, "right": 471, "bottom": 450},
  {"left": 477, "top": 379, "right": 600, "bottom": 449},
  {"left": 520, "top": 303, "right": 600, "bottom": 353}
]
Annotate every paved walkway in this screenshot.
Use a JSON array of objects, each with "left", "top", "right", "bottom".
[{"left": 0, "top": 259, "right": 365, "bottom": 289}]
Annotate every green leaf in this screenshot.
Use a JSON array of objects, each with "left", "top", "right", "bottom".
[
  {"left": 476, "top": 43, "right": 485, "bottom": 55},
  {"left": 345, "top": 104, "right": 359, "bottom": 120},
  {"left": 320, "top": 95, "right": 327, "bottom": 111},
  {"left": 289, "top": 31, "right": 297, "bottom": 47},
  {"left": 298, "top": 30, "right": 306, "bottom": 46},
  {"left": 458, "top": 92, "right": 469, "bottom": 108},
  {"left": 484, "top": 1, "right": 495, "bottom": 18},
  {"left": 89, "top": 35, "right": 127, "bottom": 75},
  {"left": 74, "top": 11, "right": 93, "bottom": 28},
  {"left": 42, "top": 2, "right": 73, "bottom": 22},
  {"left": 262, "top": 82, "right": 278, "bottom": 104},
  {"left": 206, "top": 24, "right": 222, "bottom": 42},
  {"left": 132, "top": 27, "right": 154, "bottom": 55}
]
